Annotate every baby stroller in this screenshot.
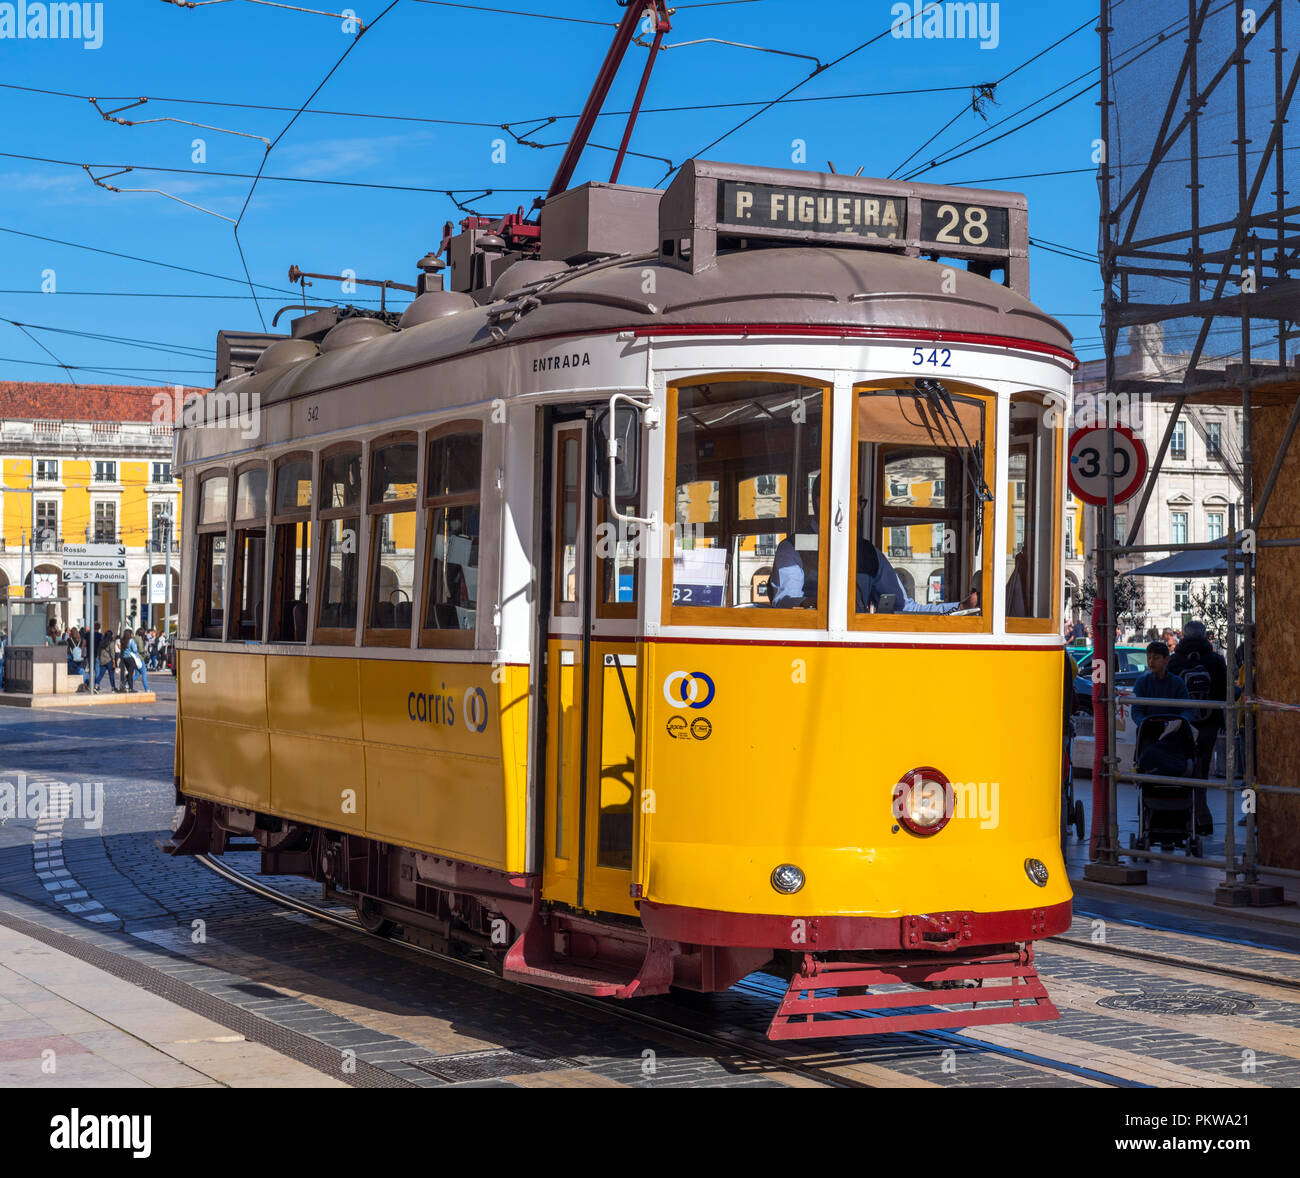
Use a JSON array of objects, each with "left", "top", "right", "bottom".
[{"left": 1129, "top": 714, "right": 1202, "bottom": 858}]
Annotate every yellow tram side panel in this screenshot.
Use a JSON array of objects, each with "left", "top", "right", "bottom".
[
  {"left": 179, "top": 651, "right": 531, "bottom": 874},
  {"left": 636, "top": 642, "right": 1071, "bottom": 920},
  {"left": 178, "top": 650, "right": 271, "bottom": 813}
]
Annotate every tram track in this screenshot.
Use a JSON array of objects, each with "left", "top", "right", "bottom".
[
  {"left": 1050, "top": 930, "right": 1300, "bottom": 995},
  {"left": 194, "top": 854, "right": 1135, "bottom": 1089},
  {"left": 193, "top": 853, "right": 875, "bottom": 1089}
]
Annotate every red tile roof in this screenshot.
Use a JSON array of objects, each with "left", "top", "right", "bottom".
[{"left": 0, "top": 382, "right": 208, "bottom": 425}]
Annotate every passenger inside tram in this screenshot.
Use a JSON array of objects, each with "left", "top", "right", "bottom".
[
  {"left": 853, "top": 385, "right": 988, "bottom": 618},
  {"left": 672, "top": 378, "right": 824, "bottom": 612}
]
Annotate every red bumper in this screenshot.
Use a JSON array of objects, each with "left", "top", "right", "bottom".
[{"left": 639, "top": 899, "right": 1072, "bottom": 952}]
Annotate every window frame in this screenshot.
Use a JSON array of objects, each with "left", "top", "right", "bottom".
[
  {"left": 1170, "top": 419, "right": 1187, "bottom": 460},
  {"left": 314, "top": 441, "right": 364, "bottom": 647},
  {"left": 34, "top": 499, "right": 59, "bottom": 551},
  {"left": 662, "top": 373, "right": 833, "bottom": 630},
  {"left": 363, "top": 430, "right": 420, "bottom": 648},
  {"left": 847, "top": 379, "right": 995, "bottom": 635},
  {"left": 269, "top": 450, "right": 315, "bottom": 644},
  {"left": 92, "top": 500, "right": 118, "bottom": 544},
  {"left": 552, "top": 425, "right": 584, "bottom": 622},
  {"left": 1004, "top": 391, "right": 1063, "bottom": 635},
  {"left": 419, "top": 419, "right": 483, "bottom": 650},
  {"left": 192, "top": 469, "right": 230, "bottom": 641},
  {"left": 227, "top": 459, "right": 269, "bottom": 643}
]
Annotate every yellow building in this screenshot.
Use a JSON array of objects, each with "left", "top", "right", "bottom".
[{"left": 0, "top": 383, "right": 192, "bottom": 633}]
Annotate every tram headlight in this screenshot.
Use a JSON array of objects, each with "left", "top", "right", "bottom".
[
  {"left": 892, "top": 768, "right": 954, "bottom": 836},
  {"left": 770, "top": 863, "right": 805, "bottom": 894}
]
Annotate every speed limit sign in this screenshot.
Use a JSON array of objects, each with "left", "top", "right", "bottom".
[{"left": 1068, "top": 425, "right": 1148, "bottom": 505}]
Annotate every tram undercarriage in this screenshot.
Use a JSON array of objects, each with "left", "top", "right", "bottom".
[{"left": 165, "top": 797, "right": 1064, "bottom": 1040}]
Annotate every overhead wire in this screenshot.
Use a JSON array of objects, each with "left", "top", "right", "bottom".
[
  {"left": 232, "top": 0, "right": 404, "bottom": 328},
  {"left": 1, "top": 319, "right": 212, "bottom": 361},
  {"left": 3, "top": 323, "right": 80, "bottom": 388},
  {"left": 888, "top": 14, "right": 1097, "bottom": 179},
  {"left": 0, "top": 150, "right": 543, "bottom": 197},
  {"left": 673, "top": 1, "right": 952, "bottom": 176},
  {"left": 0, "top": 79, "right": 978, "bottom": 131},
  {"left": 903, "top": 0, "right": 1239, "bottom": 184}
]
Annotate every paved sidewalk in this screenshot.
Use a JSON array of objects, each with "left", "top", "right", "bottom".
[
  {"left": 0, "top": 923, "right": 345, "bottom": 1088},
  {"left": 1065, "top": 775, "right": 1299, "bottom": 935}
]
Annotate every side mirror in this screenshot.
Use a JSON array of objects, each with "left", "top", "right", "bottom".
[{"left": 593, "top": 403, "right": 640, "bottom": 501}]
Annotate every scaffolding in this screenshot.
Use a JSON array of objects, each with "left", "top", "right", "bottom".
[{"left": 1089, "top": 0, "right": 1300, "bottom": 904}]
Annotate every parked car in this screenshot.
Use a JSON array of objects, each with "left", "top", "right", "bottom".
[{"left": 1073, "top": 646, "right": 1147, "bottom": 714}]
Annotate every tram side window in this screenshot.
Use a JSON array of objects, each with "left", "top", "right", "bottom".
[
  {"left": 229, "top": 466, "right": 268, "bottom": 642},
  {"left": 192, "top": 474, "right": 228, "bottom": 640},
  {"left": 671, "top": 379, "right": 827, "bottom": 615},
  {"left": 421, "top": 425, "right": 482, "bottom": 647},
  {"left": 365, "top": 436, "right": 418, "bottom": 645},
  {"left": 270, "top": 454, "right": 312, "bottom": 642},
  {"left": 1006, "top": 393, "right": 1059, "bottom": 623},
  {"left": 852, "top": 388, "right": 990, "bottom": 620},
  {"left": 316, "top": 445, "right": 362, "bottom": 642}
]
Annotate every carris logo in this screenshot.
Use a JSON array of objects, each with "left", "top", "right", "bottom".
[
  {"left": 662, "top": 671, "right": 715, "bottom": 710},
  {"left": 463, "top": 686, "right": 489, "bottom": 733}
]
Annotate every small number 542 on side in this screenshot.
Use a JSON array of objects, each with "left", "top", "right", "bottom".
[{"left": 911, "top": 347, "right": 952, "bottom": 368}]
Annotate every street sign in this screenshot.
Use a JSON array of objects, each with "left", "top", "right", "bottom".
[
  {"left": 1067, "top": 425, "right": 1148, "bottom": 506},
  {"left": 63, "top": 543, "right": 127, "bottom": 558},
  {"left": 63, "top": 542, "right": 129, "bottom": 583}
]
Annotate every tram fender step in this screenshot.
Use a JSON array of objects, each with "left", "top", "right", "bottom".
[
  {"left": 503, "top": 922, "right": 675, "bottom": 999},
  {"left": 157, "top": 798, "right": 226, "bottom": 857},
  {"left": 768, "top": 946, "right": 1059, "bottom": 1040}
]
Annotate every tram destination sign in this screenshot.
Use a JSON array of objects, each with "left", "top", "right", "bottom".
[
  {"left": 716, "top": 182, "right": 1011, "bottom": 251},
  {"left": 719, "top": 180, "right": 907, "bottom": 240},
  {"left": 661, "top": 162, "right": 1030, "bottom": 294}
]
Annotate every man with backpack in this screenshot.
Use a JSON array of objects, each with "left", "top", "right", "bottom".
[{"left": 1169, "top": 619, "right": 1227, "bottom": 834}]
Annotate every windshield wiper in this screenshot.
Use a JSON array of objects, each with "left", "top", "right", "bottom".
[{"left": 915, "top": 378, "right": 994, "bottom": 505}]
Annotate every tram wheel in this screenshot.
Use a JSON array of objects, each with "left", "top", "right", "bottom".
[{"left": 354, "top": 895, "right": 396, "bottom": 937}]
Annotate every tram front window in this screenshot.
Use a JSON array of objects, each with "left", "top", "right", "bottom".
[
  {"left": 671, "top": 379, "right": 828, "bottom": 616},
  {"left": 853, "top": 386, "right": 990, "bottom": 620}
]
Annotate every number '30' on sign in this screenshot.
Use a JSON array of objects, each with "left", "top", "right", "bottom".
[{"left": 1067, "top": 425, "right": 1148, "bottom": 506}]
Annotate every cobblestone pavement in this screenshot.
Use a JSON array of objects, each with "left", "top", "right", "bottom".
[{"left": 0, "top": 686, "right": 1296, "bottom": 1088}]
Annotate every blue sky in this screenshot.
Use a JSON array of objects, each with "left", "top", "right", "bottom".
[{"left": 0, "top": 0, "right": 1107, "bottom": 388}]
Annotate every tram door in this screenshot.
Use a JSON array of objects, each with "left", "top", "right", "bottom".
[{"left": 542, "top": 417, "right": 640, "bottom": 918}]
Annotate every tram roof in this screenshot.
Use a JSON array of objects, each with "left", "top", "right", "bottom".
[{"left": 218, "top": 244, "right": 1074, "bottom": 410}]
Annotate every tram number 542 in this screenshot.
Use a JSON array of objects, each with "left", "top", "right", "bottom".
[{"left": 912, "top": 347, "right": 951, "bottom": 368}]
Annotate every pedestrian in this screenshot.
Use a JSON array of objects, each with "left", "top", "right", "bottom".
[
  {"left": 0, "top": 629, "right": 6, "bottom": 691},
  {"left": 65, "top": 626, "right": 84, "bottom": 687},
  {"left": 127, "top": 628, "right": 150, "bottom": 692},
  {"left": 1169, "top": 619, "right": 1229, "bottom": 829},
  {"left": 116, "top": 632, "right": 131, "bottom": 692},
  {"left": 95, "top": 628, "right": 117, "bottom": 692}
]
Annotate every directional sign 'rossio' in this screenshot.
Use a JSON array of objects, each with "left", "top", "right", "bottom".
[{"left": 1067, "top": 425, "right": 1148, "bottom": 506}]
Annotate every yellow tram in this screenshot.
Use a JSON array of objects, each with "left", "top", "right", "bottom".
[{"left": 167, "top": 160, "right": 1075, "bottom": 1039}]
